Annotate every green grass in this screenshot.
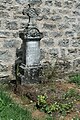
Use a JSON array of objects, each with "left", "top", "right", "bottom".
[
  {"left": 0, "top": 90, "right": 32, "bottom": 120},
  {"left": 69, "top": 74, "right": 80, "bottom": 86},
  {"left": 63, "top": 88, "right": 80, "bottom": 100},
  {"left": 46, "top": 116, "right": 54, "bottom": 120},
  {"left": 72, "top": 115, "right": 80, "bottom": 120}
]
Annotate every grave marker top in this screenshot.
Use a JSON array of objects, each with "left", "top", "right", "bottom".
[{"left": 23, "top": 4, "right": 38, "bottom": 23}]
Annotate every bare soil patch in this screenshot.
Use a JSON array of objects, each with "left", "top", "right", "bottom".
[{"left": 9, "top": 80, "right": 80, "bottom": 120}]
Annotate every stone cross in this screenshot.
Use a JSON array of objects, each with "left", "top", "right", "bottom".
[{"left": 23, "top": 4, "right": 38, "bottom": 24}]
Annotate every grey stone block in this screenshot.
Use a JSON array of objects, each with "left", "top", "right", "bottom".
[
  {"left": 0, "top": 11, "right": 10, "bottom": 18},
  {"left": 59, "top": 39, "right": 69, "bottom": 47},
  {"left": 55, "top": 59, "right": 71, "bottom": 71},
  {"left": 52, "top": 31, "right": 62, "bottom": 38},
  {"left": 68, "top": 48, "right": 77, "bottom": 54},
  {"left": 29, "top": 0, "right": 42, "bottom": 5},
  {"left": 77, "top": 32, "right": 80, "bottom": 38},
  {"left": 45, "top": 0, "right": 53, "bottom": 6},
  {"left": 54, "top": 1, "right": 62, "bottom": 7},
  {"left": 58, "top": 23, "right": 70, "bottom": 30},
  {"left": 16, "top": 0, "right": 42, "bottom": 5},
  {"left": 61, "top": 48, "right": 65, "bottom": 57},
  {"left": 73, "top": 59, "right": 80, "bottom": 68},
  {"left": 43, "top": 38, "right": 54, "bottom": 46},
  {"left": 43, "top": 23, "right": 56, "bottom": 30},
  {"left": 7, "top": 6, "right": 20, "bottom": 12},
  {"left": 0, "top": 50, "right": 12, "bottom": 61},
  {"left": 0, "top": 31, "right": 10, "bottom": 37},
  {"left": 72, "top": 37, "right": 80, "bottom": 45},
  {"left": 43, "top": 32, "right": 49, "bottom": 37},
  {"left": 51, "top": 9, "right": 56, "bottom": 15},
  {"left": 42, "top": 8, "right": 50, "bottom": 15},
  {"left": 72, "top": 39, "right": 78, "bottom": 47},
  {"left": 76, "top": 3, "right": 80, "bottom": 9},
  {"left": 72, "top": 10, "right": 80, "bottom": 16},
  {"left": 72, "top": 24, "right": 80, "bottom": 32},
  {"left": 78, "top": 39, "right": 80, "bottom": 45},
  {"left": 0, "top": 75, "right": 10, "bottom": 84},
  {"left": 15, "top": 0, "right": 28, "bottom": 4},
  {"left": 20, "top": 23, "right": 27, "bottom": 29},
  {"left": 14, "top": 15, "right": 28, "bottom": 19},
  {"left": 0, "top": 64, "right": 7, "bottom": 72},
  {"left": 49, "top": 48, "right": 58, "bottom": 57},
  {"left": 51, "top": 15, "right": 62, "bottom": 21},
  {"left": 64, "top": 1, "right": 73, "bottom": 8},
  {"left": 0, "top": 5, "right": 6, "bottom": 10},
  {"left": 12, "top": 32, "right": 19, "bottom": 38},
  {"left": 0, "top": 21, "right": 1, "bottom": 27},
  {"left": 37, "top": 15, "right": 43, "bottom": 21},
  {"left": 3, "top": 39, "right": 18, "bottom": 48},
  {"left": 42, "top": 15, "right": 49, "bottom": 20},
  {"left": 0, "top": 0, "right": 12, "bottom": 4},
  {"left": 64, "top": 16, "right": 76, "bottom": 23},
  {"left": 6, "top": 21, "right": 18, "bottom": 30},
  {"left": 65, "top": 31, "right": 74, "bottom": 37}
]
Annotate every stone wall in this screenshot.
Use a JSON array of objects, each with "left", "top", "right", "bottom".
[{"left": 0, "top": 0, "right": 80, "bottom": 80}]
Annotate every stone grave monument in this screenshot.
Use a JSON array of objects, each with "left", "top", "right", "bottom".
[{"left": 15, "top": 4, "right": 43, "bottom": 85}]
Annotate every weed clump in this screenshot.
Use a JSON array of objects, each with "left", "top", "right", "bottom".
[
  {"left": 36, "top": 94, "right": 73, "bottom": 116},
  {"left": 69, "top": 74, "right": 80, "bottom": 86}
]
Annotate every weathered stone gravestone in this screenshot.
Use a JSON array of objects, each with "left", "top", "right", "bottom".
[{"left": 15, "top": 4, "right": 43, "bottom": 84}]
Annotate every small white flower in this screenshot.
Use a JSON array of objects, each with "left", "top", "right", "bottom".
[{"left": 30, "top": 100, "right": 33, "bottom": 103}]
